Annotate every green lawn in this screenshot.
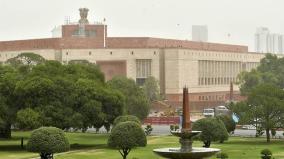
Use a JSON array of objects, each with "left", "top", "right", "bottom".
[{"left": 0, "top": 131, "right": 283, "bottom": 159}]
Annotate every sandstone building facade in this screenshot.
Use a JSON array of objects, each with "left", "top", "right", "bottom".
[{"left": 0, "top": 9, "right": 271, "bottom": 111}]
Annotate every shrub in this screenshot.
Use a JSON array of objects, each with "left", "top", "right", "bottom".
[
  {"left": 261, "top": 149, "right": 272, "bottom": 159},
  {"left": 174, "top": 125, "right": 179, "bottom": 131},
  {"left": 113, "top": 115, "right": 141, "bottom": 127},
  {"left": 104, "top": 122, "right": 111, "bottom": 133},
  {"left": 27, "top": 127, "right": 70, "bottom": 159},
  {"left": 192, "top": 117, "right": 228, "bottom": 148},
  {"left": 144, "top": 124, "right": 153, "bottom": 136},
  {"left": 256, "top": 127, "right": 264, "bottom": 137},
  {"left": 108, "top": 121, "right": 147, "bottom": 159},
  {"left": 216, "top": 115, "right": 236, "bottom": 133},
  {"left": 170, "top": 124, "right": 179, "bottom": 131},
  {"left": 271, "top": 129, "right": 276, "bottom": 138},
  {"left": 216, "top": 152, "right": 229, "bottom": 159},
  {"left": 170, "top": 125, "right": 174, "bottom": 131},
  {"left": 16, "top": 108, "right": 41, "bottom": 130}
]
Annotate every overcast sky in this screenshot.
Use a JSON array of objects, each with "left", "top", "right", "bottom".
[{"left": 0, "top": 0, "right": 283, "bottom": 51}]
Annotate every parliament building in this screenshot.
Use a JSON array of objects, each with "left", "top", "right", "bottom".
[{"left": 0, "top": 8, "right": 270, "bottom": 111}]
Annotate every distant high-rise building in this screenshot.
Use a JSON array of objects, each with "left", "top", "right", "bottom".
[
  {"left": 192, "top": 25, "right": 208, "bottom": 42},
  {"left": 255, "top": 27, "right": 284, "bottom": 54}
]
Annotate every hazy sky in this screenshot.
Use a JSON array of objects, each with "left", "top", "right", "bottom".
[{"left": 0, "top": 0, "right": 283, "bottom": 51}]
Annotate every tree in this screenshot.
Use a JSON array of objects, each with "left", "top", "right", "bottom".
[
  {"left": 261, "top": 149, "right": 272, "bottom": 159},
  {"left": 0, "top": 65, "right": 22, "bottom": 138},
  {"left": 27, "top": 127, "right": 70, "bottom": 159},
  {"left": 235, "top": 54, "right": 284, "bottom": 140},
  {"left": 216, "top": 115, "right": 236, "bottom": 133},
  {"left": 0, "top": 60, "right": 125, "bottom": 135},
  {"left": 229, "top": 101, "right": 262, "bottom": 137},
  {"left": 73, "top": 79, "right": 124, "bottom": 131},
  {"left": 142, "top": 76, "right": 160, "bottom": 101},
  {"left": 6, "top": 52, "right": 46, "bottom": 67},
  {"left": 16, "top": 108, "right": 41, "bottom": 130},
  {"left": 237, "top": 54, "right": 284, "bottom": 95},
  {"left": 113, "top": 115, "right": 141, "bottom": 127},
  {"left": 107, "top": 76, "right": 150, "bottom": 120},
  {"left": 0, "top": 96, "right": 10, "bottom": 138},
  {"left": 247, "top": 84, "right": 284, "bottom": 142},
  {"left": 108, "top": 121, "right": 147, "bottom": 159},
  {"left": 192, "top": 117, "right": 228, "bottom": 148},
  {"left": 144, "top": 124, "right": 153, "bottom": 136}
]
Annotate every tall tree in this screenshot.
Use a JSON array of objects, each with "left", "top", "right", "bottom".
[
  {"left": 107, "top": 76, "right": 150, "bottom": 120},
  {"left": 247, "top": 84, "right": 284, "bottom": 142},
  {"left": 142, "top": 76, "right": 160, "bottom": 101},
  {"left": 238, "top": 53, "right": 284, "bottom": 95},
  {"left": 6, "top": 52, "right": 46, "bottom": 67},
  {"left": 0, "top": 65, "right": 21, "bottom": 138},
  {"left": 0, "top": 60, "right": 125, "bottom": 136},
  {"left": 236, "top": 54, "right": 284, "bottom": 142}
]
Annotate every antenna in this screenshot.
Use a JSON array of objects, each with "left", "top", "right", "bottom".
[{"left": 64, "top": 16, "right": 70, "bottom": 25}]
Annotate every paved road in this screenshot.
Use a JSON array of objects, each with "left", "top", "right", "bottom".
[
  {"left": 86, "top": 125, "right": 284, "bottom": 138},
  {"left": 145, "top": 125, "right": 284, "bottom": 138}
]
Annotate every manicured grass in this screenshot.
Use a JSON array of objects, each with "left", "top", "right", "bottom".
[{"left": 0, "top": 131, "right": 284, "bottom": 159}]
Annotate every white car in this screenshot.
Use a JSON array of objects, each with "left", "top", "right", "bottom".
[{"left": 203, "top": 108, "right": 214, "bottom": 117}]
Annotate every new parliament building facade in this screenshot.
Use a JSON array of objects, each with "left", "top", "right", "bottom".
[{"left": 0, "top": 9, "right": 271, "bottom": 111}]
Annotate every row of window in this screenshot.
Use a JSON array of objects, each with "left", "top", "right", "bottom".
[
  {"left": 182, "top": 51, "right": 263, "bottom": 59},
  {"left": 198, "top": 95, "right": 225, "bottom": 101},
  {"left": 198, "top": 60, "right": 259, "bottom": 86},
  {"left": 65, "top": 51, "right": 157, "bottom": 56},
  {"left": 136, "top": 59, "right": 152, "bottom": 86},
  {"left": 199, "top": 77, "right": 237, "bottom": 85}
]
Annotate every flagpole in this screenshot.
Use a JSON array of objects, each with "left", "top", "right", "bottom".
[{"left": 103, "top": 18, "right": 106, "bottom": 48}]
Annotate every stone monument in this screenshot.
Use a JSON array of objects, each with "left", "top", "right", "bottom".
[
  {"left": 153, "top": 87, "right": 220, "bottom": 159},
  {"left": 79, "top": 8, "right": 89, "bottom": 24}
]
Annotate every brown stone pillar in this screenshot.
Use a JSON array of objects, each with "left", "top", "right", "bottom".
[
  {"left": 182, "top": 87, "right": 191, "bottom": 131},
  {"left": 230, "top": 82, "right": 233, "bottom": 102}
]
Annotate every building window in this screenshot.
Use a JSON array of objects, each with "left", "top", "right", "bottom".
[
  {"left": 110, "top": 51, "right": 113, "bottom": 55},
  {"left": 136, "top": 59, "right": 152, "bottom": 86},
  {"left": 131, "top": 51, "right": 134, "bottom": 55},
  {"left": 89, "top": 51, "right": 92, "bottom": 55},
  {"left": 66, "top": 52, "right": 68, "bottom": 55}
]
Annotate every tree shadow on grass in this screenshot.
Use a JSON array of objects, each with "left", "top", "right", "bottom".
[
  {"left": 0, "top": 143, "right": 108, "bottom": 152},
  {"left": 215, "top": 138, "right": 284, "bottom": 146},
  {"left": 0, "top": 145, "right": 27, "bottom": 152},
  {"left": 70, "top": 143, "right": 108, "bottom": 150}
]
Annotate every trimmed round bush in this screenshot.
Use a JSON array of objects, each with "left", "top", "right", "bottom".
[
  {"left": 108, "top": 121, "right": 146, "bottom": 159},
  {"left": 113, "top": 115, "right": 141, "bottom": 127},
  {"left": 216, "top": 115, "right": 236, "bottom": 133},
  {"left": 192, "top": 117, "right": 228, "bottom": 148},
  {"left": 27, "top": 127, "right": 69, "bottom": 159},
  {"left": 261, "top": 149, "right": 272, "bottom": 159}
]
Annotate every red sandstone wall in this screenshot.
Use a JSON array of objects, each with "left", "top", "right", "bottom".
[
  {"left": 146, "top": 38, "right": 248, "bottom": 52},
  {"left": 106, "top": 37, "right": 149, "bottom": 48},
  {"left": 107, "top": 37, "right": 248, "bottom": 52},
  {"left": 0, "top": 24, "right": 107, "bottom": 52},
  {"left": 165, "top": 91, "right": 245, "bottom": 112},
  {"left": 0, "top": 38, "right": 61, "bottom": 51},
  {"left": 62, "top": 25, "right": 107, "bottom": 38},
  {"left": 60, "top": 38, "right": 104, "bottom": 49},
  {"left": 0, "top": 24, "right": 247, "bottom": 53}
]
